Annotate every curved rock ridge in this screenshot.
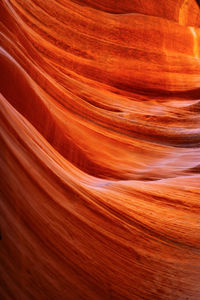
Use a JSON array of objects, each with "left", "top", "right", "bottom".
[{"left": 0, "top": 1, "right": 200, "bottom": 299}]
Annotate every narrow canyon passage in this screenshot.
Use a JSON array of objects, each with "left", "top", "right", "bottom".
[{"left": 0, "top": 1, "right": 200, "bottom": 299}]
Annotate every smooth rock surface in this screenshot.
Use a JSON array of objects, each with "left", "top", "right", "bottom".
[{"left": 0, "top": 1, "right": 200, "bottom": 299}]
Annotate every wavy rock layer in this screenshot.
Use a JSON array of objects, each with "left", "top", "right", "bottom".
[{"left": 1, "top": 1, "right": 200, "bottom": 299}]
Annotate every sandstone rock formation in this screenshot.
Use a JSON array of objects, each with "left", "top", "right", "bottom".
[{"left": 0, "top": 1, "right": 200, "bottom": 299}]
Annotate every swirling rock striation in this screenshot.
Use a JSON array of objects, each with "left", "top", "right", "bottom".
[{"left": 0, "top": 0, "right": 200, "bottom": 299}]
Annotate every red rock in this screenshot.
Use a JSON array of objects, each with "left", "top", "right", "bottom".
[{"left": 0, "top": 1, "right": 200, "bottom": 299}]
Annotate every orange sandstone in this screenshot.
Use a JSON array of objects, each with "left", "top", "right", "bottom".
[{"left": 0, "top": 1, "right": 200, "bottom": 299}]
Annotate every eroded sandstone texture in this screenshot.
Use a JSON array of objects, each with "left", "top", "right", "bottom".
[{"left": 0, "top": 1, "right": 200, "bottom": 299}]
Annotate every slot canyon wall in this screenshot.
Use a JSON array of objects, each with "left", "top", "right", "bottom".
[{"left": 0, "top": 0, "right": 200, "bottom": 299}]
